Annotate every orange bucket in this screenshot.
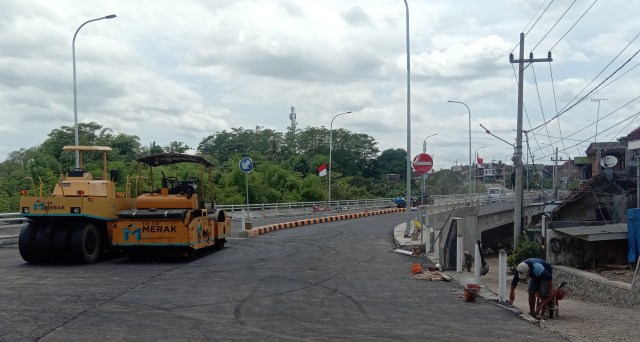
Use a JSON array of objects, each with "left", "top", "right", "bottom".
[
  {"left": 411, "top": 263, "right": 423, "bottom": 274},
  {"left": 464, "top": 284, "right": 481, "bottom": 302}
]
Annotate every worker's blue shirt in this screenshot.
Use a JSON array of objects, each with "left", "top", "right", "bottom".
[{"left": 511, "top": 258, "right": 553, "bottom": 286}]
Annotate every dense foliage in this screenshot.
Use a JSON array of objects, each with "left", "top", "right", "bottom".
[
  {"left": 0, "top": 122, "right": 466, "bottom": 211},
  {"left": 507, "top": 234, "right": 543, "bottom": 271}
]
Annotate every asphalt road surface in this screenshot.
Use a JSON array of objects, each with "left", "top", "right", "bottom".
[{"left": 0, "top": 213, "right": 564, "bottom": 341}]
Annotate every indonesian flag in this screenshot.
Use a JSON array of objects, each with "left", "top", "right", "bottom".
[
  {"left": 317, "top": 163, "right": 327, "bottom": 177},
  {"left": 477, "top": 155, "right": 484, "bottom": 165}
]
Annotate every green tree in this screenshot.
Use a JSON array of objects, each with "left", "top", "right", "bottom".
[
  {"left": 425, "top": 169, "right": 466, "bottom": 195},
  {"left": 165, "top": 141, "right": 190, "bottom": 154},
  {"left": 376, "top": 148, "right": 407, "bottom": 177}
]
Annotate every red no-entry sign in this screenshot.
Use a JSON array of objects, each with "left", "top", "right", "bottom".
[{"left": 413, "top": 153, "right": 433, "bottom": 174}]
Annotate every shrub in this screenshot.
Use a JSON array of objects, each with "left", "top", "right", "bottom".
[{"left": 507, "top": 234, "right": 543, "bottom": 272}]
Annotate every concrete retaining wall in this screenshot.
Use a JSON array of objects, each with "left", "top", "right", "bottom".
[{"left": 554, "top": 265, "right": 640, "bottom": 307}]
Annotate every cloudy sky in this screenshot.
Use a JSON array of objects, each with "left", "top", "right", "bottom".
[{"left": 2, "top": 0, "right": 640, "bottom": 169}]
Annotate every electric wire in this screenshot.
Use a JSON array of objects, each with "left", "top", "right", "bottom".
[
  {"left": 554, "top": 31, "right": 640, "bottom": 115},
  {"left": 548, "top": 62, "right": 571, "bottom": 160},
  {"left": 525, "top": 0, "right": 554, "bottom": 37},
  {"left": 531, "top": 0, "right": 577, "bottom": 52},
  {"left": 607, "top": 113, "right": 640, "bottom": 141},
  {"left": 530, "top": 35, "right": 640, "bottom": 159},
  {"left": 531, "top": 63, "right": 555, "bottom": 151},
  {"left": 548, "top": 0, "right": 599, "bottom": 52},
  {"left": 531, "top": 45, "right": 640, "bottom": 133},
  {"left": 535, "top": 110, "right": 640, "bottom": 160},
  {"left": 511, "top": 0, "right": 550, "bottom": 54},
  {"left": 594, "top": 60, "right": 640, "bottom": 96}
]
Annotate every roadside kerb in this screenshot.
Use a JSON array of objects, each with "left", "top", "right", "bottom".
[{"left": 240, "top": 208, "right": 406, "bottom": 238}]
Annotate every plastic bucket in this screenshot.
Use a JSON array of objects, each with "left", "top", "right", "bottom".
[{"left": 464, "top": 284, "right": 481, "bottom": 302}]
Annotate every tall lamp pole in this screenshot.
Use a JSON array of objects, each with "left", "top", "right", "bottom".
[
  {"left": 447, "top": 100, "right": 472, "bottom": 203},
  {"left": 403, "top": 0, "right": 412, "bottom": 237},
  {"left": 422, "top": 134, "right": 438, "bottom": 153},
  {"left": 72, "top": 14, "right": 117, "bottom": 168},
  {"left": 421, "top": 133, "right": 437, "bottom": 211},
  {"left": 328, "top": 111, "right": 352, "bottom": 206}
]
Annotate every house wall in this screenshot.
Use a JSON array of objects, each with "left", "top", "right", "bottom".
[{"left": 546, "top": 225, "right": 628, "bottom": 267}]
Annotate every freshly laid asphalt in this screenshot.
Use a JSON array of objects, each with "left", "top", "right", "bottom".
[{"left": 0, "top": 209, "right": 565, "bottom": 341}]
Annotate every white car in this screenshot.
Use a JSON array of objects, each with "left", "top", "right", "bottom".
[{"left": 485, "top": 187, "right": 506, "bottom": 203}]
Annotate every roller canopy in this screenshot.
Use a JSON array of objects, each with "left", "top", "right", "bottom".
[{"left": 137, "top": 153, "right": 214, "bottom": 167}]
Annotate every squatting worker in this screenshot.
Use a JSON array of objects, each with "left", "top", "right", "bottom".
[{"left": 509, "top": 258, "right": 553, "bottom": 318}]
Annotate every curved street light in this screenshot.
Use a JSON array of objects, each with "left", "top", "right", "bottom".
[
  {"left": 72, "top": 14, "right": 117, "bottom": 167},
  {"left": 447, "top": 100, "right": 472, "bottom": 201},
  {"left": 422, "top": 133, "right": 438, "bottom": 153},
  {"left": 479, "top": 123, "right": 514, "bottom": 147},
  {"left": 328, "top": 111, "right": 352, "bottom": 206},
  {"left": 421, "top": 133, "right": 437, "bottom": 211}
]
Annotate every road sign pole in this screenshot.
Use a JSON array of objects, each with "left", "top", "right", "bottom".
[
  {"left": 239, "top": 157, "right": 254, "bottom": 226},
  {"left": 245, "top": 172, "right": 250, "bottom": 222}
]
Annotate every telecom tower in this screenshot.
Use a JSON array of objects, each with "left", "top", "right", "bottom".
[{"left": 289, "top": 106, "right": 297, "bottom": 133}]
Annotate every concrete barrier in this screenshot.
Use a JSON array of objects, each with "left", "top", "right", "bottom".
[
  {"left": 0, "top": 223, "right": 23, "bottom": 245},
  {"left": 239, "top": 208, "right": 406, "bottom": 238}
]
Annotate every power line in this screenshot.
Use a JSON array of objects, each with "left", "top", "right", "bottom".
[
  {"left": 529, "top": 94, "right": 640, "bottom": 157},
  {"left": 531, "top": 46, "right": 640, "bottom": 132},
  {"left": 549, "top": 0, "right": 599, "bottom": 51},
  {"left": 548, "top": 62, "right": 571, "bottom": 159},
  {"left": 511, "top": 0, "right": 551, "bottom": 54},
  {"left": 535, "top": 110, "right": 640, "bottom": 160},
  {"left": 534, "top": 103, "right": 640, "bottom": 157},
  {"left": 525, "top": 0, "right": 555, "bottom": 36},
  {"left": 593, "top": 60, "right": 640, "bottom": 96},
  {"left": 531, "top": 0, "right": 577, "bottom": 52},
  {"left": 556, "top": 31, "right": 640, "bottom": 115},
  {"left": 531, "top": 63, "right": 555, "bottom": 150}
]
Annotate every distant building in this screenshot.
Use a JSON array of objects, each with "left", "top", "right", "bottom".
[{"left": 383, "top": 173, "right": 402, "bottom": 182}]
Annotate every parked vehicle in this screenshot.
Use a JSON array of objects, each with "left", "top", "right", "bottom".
[
  {"left": 393, "top": 194, "right": 433, "bottom": 208},
  {"left": 484, "top": 187, "right": 506, "bottom": 203},
  {"left": 111, "top": 153, "right": 230, "bottom": 259},
  {"left": 18, "top": 146, "right": 135, "bottom": 263}
]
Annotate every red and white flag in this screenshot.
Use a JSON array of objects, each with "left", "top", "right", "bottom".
[
  {"left": 477, "top": 155, "right": 484, "bottom": 165},
  {"left": 317, "top": 163, "right": 327, "bottom": 177}
]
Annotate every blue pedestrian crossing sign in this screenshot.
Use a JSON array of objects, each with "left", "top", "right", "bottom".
[{"left": 239, "top": 157, "right": 254, "bottom": 173}]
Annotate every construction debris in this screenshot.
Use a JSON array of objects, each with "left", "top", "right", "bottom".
[{"left": 412, "top": 271, "right": 445, "bottom": 281}]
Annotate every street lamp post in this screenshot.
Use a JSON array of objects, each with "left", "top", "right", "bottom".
[
  {"left": 422, "top": 134, "right": 438, "bottom": 153},
  {"left": 479, "top": 123, "right": 517, "bottom": 190},
  {"left": 474, "top": 146, "right": 486, "bottom": 195},
  {"left": 72, "top": 14, "right": 117, "bottom": 168},
  {"left": 447, "top": 101, "right": 472, "bottom": 203},
  {"left": 403, "top": 0, "right": 412, "bottom": 237},
  {"left": 328, "top": 111, "right": 352, "bottom": 206},
  {"left": 421, "top": 133, "right": 437, "bottom": 210}
]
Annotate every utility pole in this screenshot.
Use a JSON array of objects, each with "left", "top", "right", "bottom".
[
  {"left": 551, "top": 147, "right": 562, "bottom": 201},
  {"left": 509, "top": 33, "right": 552, "bottom": 247},
  {"left": 637, "top": 154, "right": 639, "bottom": 208}
]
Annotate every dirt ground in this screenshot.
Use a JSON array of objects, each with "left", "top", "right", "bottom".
[
  {"left": 482, "top": 257, "right": 640, "bottom": 342},
  {"left": 591, "top": 268, "right": 635, "bottom": 283}
]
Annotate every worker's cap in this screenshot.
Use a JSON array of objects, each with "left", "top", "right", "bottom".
[{"left": 516, "top": 262, "right": 529, "bottom": 279}]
